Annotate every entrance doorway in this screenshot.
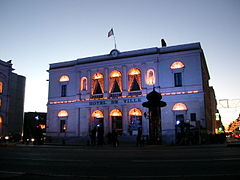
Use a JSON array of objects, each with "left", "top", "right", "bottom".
[
  {"left": 110, "top": 109, "right": 123, "bottom": 135},
  {"left": 129, "top": 108, "right": 142, "bottom": 135},
  {"left": 91, "top": 110, "right": 104, "bottom": 130}
]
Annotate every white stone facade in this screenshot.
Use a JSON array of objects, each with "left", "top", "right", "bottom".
[{"left": 47, "top": 42, "right": 216, "bottom": 144}]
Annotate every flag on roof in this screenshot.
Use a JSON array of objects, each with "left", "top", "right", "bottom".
[{"left": 108, "top": 28, "right": 114, "bottom": 37}]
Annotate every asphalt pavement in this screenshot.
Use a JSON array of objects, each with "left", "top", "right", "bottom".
[{"left": 0, "top": 143, "right": 240, "bottom": 179}]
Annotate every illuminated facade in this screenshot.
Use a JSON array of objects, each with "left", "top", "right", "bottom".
[
  {"left": 0, "top": 59, "right": 26, "bottom": 137},
  {"left": 47, "top": 42, "right": 217, "bottom": 144}
]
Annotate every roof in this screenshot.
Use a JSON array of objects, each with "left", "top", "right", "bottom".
[{"left": 49, "top": 42, "right": 202, "bottom": 70}]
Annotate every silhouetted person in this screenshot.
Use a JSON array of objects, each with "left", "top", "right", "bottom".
[
  {"left": 136, "top": 127, "right": 143, "bottom": 147},
  {"left": 90, "top": 128, "right": 97, "bottom": 145},
  {"left": 112, "top": 129, "right": 119, "bottom": 147},
  {"left": 106, "top": 132, "right": 112, "bottom": 144},
  {"left": 97, "top": 126, "right": 104, "bottom": 145}
]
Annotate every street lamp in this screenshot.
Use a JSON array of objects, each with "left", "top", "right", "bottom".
[{"left": 142, "top": 88, "right": 166, "bottom": 144}]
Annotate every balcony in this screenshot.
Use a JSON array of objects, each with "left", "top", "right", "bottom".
[
  {"left": 128, "top": 91, "right": 142, "bottom": 96},
  {"left": 91, "top": 94, "right": 103, "bottom": 99},
  {"left": 109, "top": 92, "right": 122, "bottom": 98}
]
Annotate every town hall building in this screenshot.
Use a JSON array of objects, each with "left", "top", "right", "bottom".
[{"left": 46, "top": 42, "right": 217, "bottom": 144}]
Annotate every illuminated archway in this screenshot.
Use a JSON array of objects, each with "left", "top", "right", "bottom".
[
  {"left": 92, "top": 73, "right": 104, "bottom": 94},
  {"left": 170, "top": 61, "right": 185, "bottom": 69},
  {"left": 128, "top": 68, "right": 142, "bottom": 91},
  {"left": 110, "top": 109, "right": 123, "bottom": 133},
  {"left": 58, "top": 110, "right": 68, "bottom": 117},
  {"left": 0, "top": 116, "right": 2, "bottom": 132},
  {"left": 59, "top": 75, "right": 70, "bottom": 82},
  {"left": 109, "top": 70, "right": 122, "bottom": 93},
  {"left": 0, "top": 81, "right": 3, "bottom": 93},
  {"left": 81, "top": 77, "right": 87, "bottom": 91},
  {"left": 92, "top": 110, "right": 104, "bottom": 118},
  {"left": 129, "top": 108, "right": 142, "bottom": 116},
  {"left": 58, "top": 110, "right": 68, "bottom": 132},
  {"left": 146, "top": 69, "right": 155, "bottom": 85},
  {"left": 0, "top": 116, "right": 3, "bottom": 124},
  {"left": 110, "top": 70, "right": 121, "bottom": 78},
  {"left": 129, "top": 108, "right": 142, "bottom": 135},
  {"left": 172, "top": 103, "right": 188, "bottom": 111},
  {"left": 110, "top": 109, "right": 122, "bottom": 116},
  {"left": 91, "top": 110, "right": 104, "bottom": 130}
]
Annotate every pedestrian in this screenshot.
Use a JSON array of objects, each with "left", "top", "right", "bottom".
[
  {"left": 136, "top": 127, "right": 143, "bottom": 147},
  {"left": 112, "top": 129, "right": 119, "bottom": 147},
  {"left": 106, "top": 132, "right": 112, "bottom": 144},
  {"left": 97, "top": 126, "right": 104, "bottom": 145},
  {"left": 90, "top": 127, "right": 97, "bottom": 145}
]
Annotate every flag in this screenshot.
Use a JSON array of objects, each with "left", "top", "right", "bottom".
[{"left": 108, "top": 28, "right": 114, "bottom": 37}]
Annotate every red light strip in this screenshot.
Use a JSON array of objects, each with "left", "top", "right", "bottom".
[{"left": 48, "top": 90, "right": 200, "bottom": 105}]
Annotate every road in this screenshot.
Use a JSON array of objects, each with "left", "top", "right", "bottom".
[{"left": 0, "top": 144, "right": 240, "bottom": 179}]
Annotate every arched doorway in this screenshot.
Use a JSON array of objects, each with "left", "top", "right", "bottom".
[
  {"left": 110, "top": 109, "right": 122, "bottom": 135},
  {"left": 91, "top": 110, "right": 104, "bottom": 130},
  {"left": 172, "top": 103, "right": 189, "bottom": 144},
  {"left": 129, "top": 108, "right": 142, "bottom": 135}
]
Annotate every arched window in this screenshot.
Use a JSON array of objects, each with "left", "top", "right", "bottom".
[
  {"left": 59, "top": 75, "right": 69, "bottom": 97},
  {"left": 58, "top": 110, "right": 68, "bottom": 132},
  {"left": 59, "top": 75, "right": 70, "bottom": 82},
  {"left": 172, "top": 103, "right": 188, "bottom": 111},
  {"left": 81, "top": 77, "right": 87, "bottom": 91},
  {"left": 0, "top": 116, "right": 3, "bottom": 124},
  {"left": 170, "top": 62, "right": 184, "bottom": 87},
  {"left": 92, "top": 110, "right": 104, "bottom": 118},
  {"left": 0, "top": 98, "right": 2, "bottom": 107},
  {"left": 0, "top": 116, "right": 3, "bottom": 133},
  {"left": 129, "top": 108, "right": 142, "bottom": 116},
  {"left": 0, "top": 81, "right": 3, "bottom": 93},
  {"left": 146, "top": 69, "right": 155, "bottom": 85},
  {"left": 110, "top": 109, "right": 122, "bottom": 116},
  {"left": 109, "top": 70, "right": 122, "bottom": 93},
  {"left": 170, "top": 61, "right": 185, "bottom": 69},
  {"left": 58, "top": 110, "right": 68, "bottom": 117},
  {"left": 92, "top": 73, "right": 104, "bottom": 94},
  {"left": 128, "top": 68, "right": 142, "bottom": 91}
]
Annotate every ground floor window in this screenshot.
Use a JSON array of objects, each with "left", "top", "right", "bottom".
[
  {"left": 60, "top": 120, "right": 66, "bottom": 133},
  {"left": 176, "top": 114, "right": 184, "bottom": 125},
  {"left": 128, "top": 108, "right": 142, "bottom": 135}
]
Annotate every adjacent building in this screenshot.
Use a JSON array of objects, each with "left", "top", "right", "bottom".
[
  {"left": 23, "top": 112, "right": 46, "bottom": 143},
  {"left": 46, "top": 42, "right": 217, "bottom": 144},
  {"left": 0, "top": 59, "right": 25, "bottom": 139}
]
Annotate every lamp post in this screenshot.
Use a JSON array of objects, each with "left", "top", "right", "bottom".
[{"left": 142, "top": 88, "right": 166, "bottom": 144}]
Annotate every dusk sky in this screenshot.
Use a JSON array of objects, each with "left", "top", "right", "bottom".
[{"left": 0, "top": 0, "right": 239, "bottom": 128}]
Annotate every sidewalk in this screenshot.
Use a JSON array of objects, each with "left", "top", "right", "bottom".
[{"left": 0, "top": 141, "right": 229, "bottom": 150}]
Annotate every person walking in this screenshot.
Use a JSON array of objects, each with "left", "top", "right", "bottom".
[
  {"left": 136, "top": 127, "right": 143, "bottom": 147},
  {"left": 90, "top": 127, "right": 97, "bottom": 145},
  {"left": 112, "top": 129, "right": 119, "bottom": 147}
]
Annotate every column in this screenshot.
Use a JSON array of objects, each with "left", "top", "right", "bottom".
[
  {"left": 104, "top": 68, "right": 109, "bottom": 96},
  {"left": 103, "top": 106, "right": 110, "bottom": 135},
  {"left": 122, "top": 105, "right": 128, "bottom": 135},
  {"left": 76, "top": 71, "right": 81, "bottom": 97},
  {"left": 87, "top": 70, "right": 91, "bottom": 99},
  {"left": 122, "top": 65, "right": 127, "bottom": 96}
]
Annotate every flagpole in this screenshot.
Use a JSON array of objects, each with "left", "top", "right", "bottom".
[
  {"left": 113, "top": 34, "right": 117, "bottom": 49},
  {"left": 108, "top": 28, "right": 117, "bottom": 49}
]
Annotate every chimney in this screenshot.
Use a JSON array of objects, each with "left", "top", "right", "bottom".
[{"left": 161, "top": 39, "right": 167, "bottom": 47}]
